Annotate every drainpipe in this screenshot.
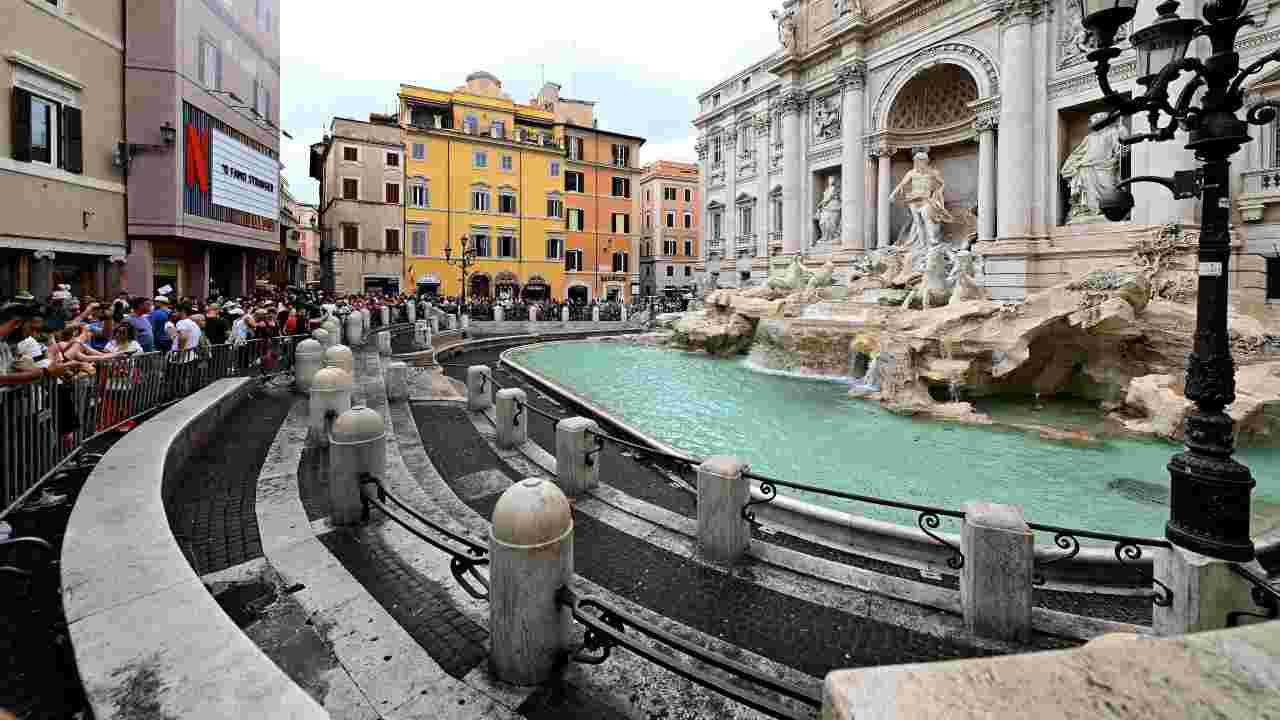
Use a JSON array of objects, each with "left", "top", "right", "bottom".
[{"left": 120, "top": 0, "right": 130, "bottom": 294}]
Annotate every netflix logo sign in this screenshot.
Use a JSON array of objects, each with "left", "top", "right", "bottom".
[{"left": 183, "top": 102, "right": 279, "bottom": 230}]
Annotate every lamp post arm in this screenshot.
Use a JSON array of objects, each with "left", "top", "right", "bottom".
[
  {"left": 1116, "top": 169, "right": 1202, "bottom": 200},
  {"left": 1228, "top": 49, "right": 1280, "bottom": 103}
]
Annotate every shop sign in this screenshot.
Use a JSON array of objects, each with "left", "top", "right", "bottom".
[
  {"left": 417, "top": 274, "right": 440, "bottom": 284},
  {"left": 210, "top": 129, "right": 279, "bottom": 219}
]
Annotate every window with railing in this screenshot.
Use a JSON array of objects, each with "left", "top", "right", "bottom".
[{"left": 663, "top": 240, "right": 677, "bottom": 256}]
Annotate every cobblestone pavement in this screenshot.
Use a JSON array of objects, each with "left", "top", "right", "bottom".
[
  {"left": 444, "top": 345, "right": 1154, "bottom": 627},
  {"left": 411, "top": 401, "right": 1027, "bottom": 680},
  {"left": 165, "top": 386, "right": 294, "bottom": 575},
  {"left": 320, "top": 526, "right": 490, "bottom": 680}
]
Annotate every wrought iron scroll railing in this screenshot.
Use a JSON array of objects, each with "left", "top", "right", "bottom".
[
  {"left": 1226, "top": 564, "right": 1280, "bottom": 627},
  {"left": 1024, "top": 521, "right": 1173, "bottom": 606},
  {"left": 359, "top": 475, "right": 490, "bottom": 600},
  {"left": 741, "top": 470, "right": 966, "bottom": 571},
  {"left": 557, "top": 587, "right": 821, "bottom": 720}
]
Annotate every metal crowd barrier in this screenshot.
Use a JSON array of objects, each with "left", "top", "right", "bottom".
[{"left": 0, "top": 334, "right": 306, "bottom": 520}]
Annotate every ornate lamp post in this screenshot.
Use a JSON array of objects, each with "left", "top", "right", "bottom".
[
  {"left": 1080, "top": 0, "right": 1271, "bottom": 561},
  {"left": 444, "top": 235, "right": 479, "bottom": 310}
]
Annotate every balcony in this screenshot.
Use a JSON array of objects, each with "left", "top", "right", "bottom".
[
  {"left": 707, "top": 238, "right": 724, "bottom": 257},
  {"left": 1239, "top": 167, "right": 1280, "bottom": 222},
  {"left": 767, "top": 231, "right": 783, "bottom": 251},
  {"left": 735, "top": 235, "right": 756, "bottom": 254}
]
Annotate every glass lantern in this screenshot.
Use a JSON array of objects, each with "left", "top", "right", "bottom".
[
  {"left": 1078, "top": 0, "right": 1140, "bottom": 48},
  {"left": 1129, "top": 1, "right": 1202, "bottom": 84}
]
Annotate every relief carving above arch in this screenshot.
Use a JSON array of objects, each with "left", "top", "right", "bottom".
[{"left": 871, "top": 42, "right": 1000, "bottom": 132}]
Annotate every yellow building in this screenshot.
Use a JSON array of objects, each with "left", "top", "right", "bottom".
[{"left": 400, "top": 72, "right": 568, "bottom": 301}]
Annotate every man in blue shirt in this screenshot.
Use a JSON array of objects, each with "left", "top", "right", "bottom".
[
  {"left": 127, "top": 297, "right": 156, "bottom": 352},
  {"left": 149, "top": 296, "right": 172, "bottom": 353}
]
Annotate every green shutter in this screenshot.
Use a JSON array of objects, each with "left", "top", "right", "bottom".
[
  {"left": 63, "top": 106, "right": 83, "bottom": 174},
  {"left": 11, "top": 87, "right": 31, "bottom": 162}
]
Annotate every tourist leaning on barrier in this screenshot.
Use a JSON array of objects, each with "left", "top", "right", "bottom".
[{"left": 0, "top": 304, "right": 81, "bottom": 386}]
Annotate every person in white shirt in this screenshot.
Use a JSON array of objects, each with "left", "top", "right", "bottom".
[
  {"left": 104, "top": 323, "right": 143, "bottom": 355},
  {"left": 170, "top": 305, "right": 203, "bottom": 357}
]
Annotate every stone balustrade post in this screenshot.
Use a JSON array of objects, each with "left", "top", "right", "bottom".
[
  {"left": 1153, "top": 547, "right": 1269, "bottom": 636},
  {"left": 696, "top": 456, "right": 750, "bottom": 564},
  {"left": 554, "top": 416, "right": 599, "bottom": 496},
  {"left": 385, "top": 361, "right": 408, "bottom": 402},
  {"left": 328, "top": 407, "right": 386, "bottom": 526},
  {"left": 467, "top": 365, "right": 493, "bottom": 412},
  {"left": 495, "top": 388, "right": 527, "bottom": 450},
  {"left": 961, "top": 501, "right": 1033, "bottom": 642},
  {"left": 489, "top": 478, "right": 573, "bottom": 685}
]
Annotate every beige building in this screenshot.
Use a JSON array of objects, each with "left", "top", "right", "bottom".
[
  {"left": 638, "top": 161, "right": 700, "bottom": 299},
  {"left": 0, "top": 0, "right": 128, "bottom": 301},
  {"left": 310, "top": 115, "right": 405, "bottom": 295}
]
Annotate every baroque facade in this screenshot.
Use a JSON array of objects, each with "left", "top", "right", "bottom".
[{"left": 695, "top": 0, "right": 1280, "bottom": 303}]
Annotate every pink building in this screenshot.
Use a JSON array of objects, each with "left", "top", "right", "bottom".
[{"left": 638, "top": 161, "right": 700, "bottom": 298}]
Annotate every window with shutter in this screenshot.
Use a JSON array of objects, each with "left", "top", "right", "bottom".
[
  {"left": 385, "top": 228, "right": 400, "bottom": 252},
  {"left": 62, "top": 106, "right": 83, "bottom": 173},
  {"left": 11, "top": 87, "right": 32, "bottom": 162}
]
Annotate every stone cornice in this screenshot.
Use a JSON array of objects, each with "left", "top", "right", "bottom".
[
  {"left": 835, "top": 61, "right": 868, "bottom": 90},
  {"left": 1048, "top": 60, "right": 1135, "bottom": 100}
]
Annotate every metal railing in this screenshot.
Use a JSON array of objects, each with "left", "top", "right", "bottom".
[
  {"left": 1, "top": 335, "right": 305, "bottom": 520},
  {"left": 558, "top": 587, "right": 820, "bottom": 719},
  {"left": 1024, "top": 521, "right": 1173, "bottom": 605},
  {"left": 359, "top": 475, "right": 490, "bottom": 600},
  {"left": 567, "top": 305, "right": 593, "bottom": 322},
  {"left": 598, "top": 304, "right": 622, "bottom": 322},
  {"left": 742, "top": 470, "right": 966, "bottom": 571}
]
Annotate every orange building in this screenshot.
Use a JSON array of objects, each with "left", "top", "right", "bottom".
[{"left": 532, "top": 83, "right": 644, "bottom": 302}]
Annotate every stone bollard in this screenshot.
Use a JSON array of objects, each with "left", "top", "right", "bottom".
[
  {"left": 294, "top": 338, "right": 324, "bottom": 393},
  {"left": 621, "top": 306, "right": 628, "bottom": 323},
  {"left": 530, "top": 306, "right": 539, "bottom": 323},
  {"left": 554, "top": 416, "right": 599, "bottom": 496},
  {"left": 696, "top": 456, "right": 750, "bottom": 564},
  {"left": 309, "top": 367, "right": 353, "bottom": 447},
  {"left": 561, "top": 306, "right": 569, "bottom": 324},
  {"left": 592, "top": 306, "right": 600, "bottom": 323},
  {"left": 489, "top": 477, "right": 573, "bottom": 685},
  {"left": 361, "top": 308, "right": 371, "bottom": 333},
  {"left": 377, "top": 332, "right": 392, "bottom": 356},
  {"left": 495, "top": 306, "right": 505, "bottom": 323},
  {"left": 380, "top": 306, "right": 390, "bottom": 326},
  {"left": 323, "top": 344, "right": 354, "bottom": 375},
  {"left": 445, "top": 314, "right": 456, "bottom": 331},
  {"left": 961, "top": 501, "right": 1033, "bottom": 643},
  {"left": 345, "top": 311, "right": 364, "bottom": 346},
  {"left": 311, "top": 328, "right": 330, "bottom": 350},
  {"left": 495, "top": 388, "right": 527, "bottom": 450},
  {"left": 461, "top": 314, "right": 470, "bottom": 331},
  {"left": 328, "top": 406, "right": 386, "bottom": 526},
  {"left": 386, "top": 361, "right": 409, "bottom": 402},
  {"left": 1153, "top": 547, "right": 1269, "bottom": 636},
  {"left": 407, "top": 300, "right": 416, "bottom": 323},
  {"left": 430, "top": 315, "right": 439, "bottom": 334},
  {"left": 467, "top": 365, "right": 493, "bottom": 412},
  {"left": 322, "top": 318, "right": 341, "bottom": 348}
]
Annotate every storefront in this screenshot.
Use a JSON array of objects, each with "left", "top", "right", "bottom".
[
  {"left": 495, "top": 270, "right": 520, "bottom": 301},
  {"left": 470, "top": 274, "right": 491, "bottom": 299},
  {"left": 567, "top": 284, "right": 589, "bottom": 304},
  {"left": 416, "top": 273, "right": 441, "bottom": 298},
  {"left": 523, "top": 274, "right": 549, "bottom": 301},
  {"left": 364, "top": 275, "right": 399, "bottom": 295}
]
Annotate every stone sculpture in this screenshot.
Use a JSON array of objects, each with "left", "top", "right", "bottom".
[
  {"left": 767, "top": 256, "right": 808, "bottom": 292},
  {"left": 1061, "top": 113, "right": 1124, "bottom": 222},
  {"left": 806, "top": 260, "right": 836, "bottom": 290},
  {"left": 813, "top": 96, "right": 840, "bottom": 141},
  {"left": 771, "top": 6, "right": 798, "bottom": 53},
  {"left": 814, "top": 177, "right": 842, "bottom": 246},
  {"left": 902, "top": 243, "right": 951, "bottom": 311},
  {"left": 948, "top": 251, "right": 988, "bottom": 305},
  {"left": 834, "top": 0, "right": 864, "bottom": 17},
  {"left": 889, "top": 151, "right": 952, "bottom": 255}
]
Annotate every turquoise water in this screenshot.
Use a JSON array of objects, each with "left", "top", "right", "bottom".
[{"left": 510, "top": 342, "right": 1280, "bottom": 538}]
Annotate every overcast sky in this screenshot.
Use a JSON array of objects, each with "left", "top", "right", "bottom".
[{"left": 279, "top": 0, "right": 782, "bottom": 205}]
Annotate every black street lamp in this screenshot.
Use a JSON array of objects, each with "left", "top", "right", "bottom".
[
  {"left": 1081, "top": 0, "right": 1270, "bottom": 561},
  {"left": 444, "top": 235, "right": 479, "bottom": 310}
]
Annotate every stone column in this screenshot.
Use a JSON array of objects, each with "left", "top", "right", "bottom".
[
  {"left": 554, "top": 416, "right": 599, "bottom": 496},
  {"left": 1153, "top": 547, "right": 1270, "bottom": 636},
  {"left": 696, "top": 456, "right": 750, "bottom": 564},
  {"left": 976, "top": 117, "right": 998, "bottom": 243},
  {"left": 996, "top": 6, "right": 1038, "bottom": 239},
  {"left": 780, "top": 87, "right": 807, "bottom": 256},
  {"left": 756, "top": 112, "right": 771, "bottom": 259},
  {"left": 838, "top": 62, "right": 867, "bottom": 251},
  {"left": 875, "top": 146, "right": 894, "bottom": 250},
  {"left": 961, "top": 501, "right": 1033, "bottom": 643}
]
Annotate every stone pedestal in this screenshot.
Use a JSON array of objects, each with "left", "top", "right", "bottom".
[
  {"left": 466, "top": 365, "right": 492, "bottom": 412},
  {"left": 1154, "top": 547, "right": 1269, "bottom": 636},
  {"left": 385, "top": 361, "right": 408, "bottom": 402},
  {"left": 329, "top": 407, "right": 386, "bottom": 526},
  {"left": 495, "top": 388, "right": 527, "bottom": 450},
  {"left": 489, "top": 478, "right": 573, "bottom": 685},
  {"left": 696, "top": 456, "right": 750, "bottom": 564},
  {"left": 554, "top": 416, "right": 599, "bottom": 497},
  {"left": 961, "top": 501, "right": 1033, "bottom": 643}
]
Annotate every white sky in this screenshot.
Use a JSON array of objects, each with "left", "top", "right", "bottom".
[{"left": 280, "top": 0, "right": 782, "bottom": 205}]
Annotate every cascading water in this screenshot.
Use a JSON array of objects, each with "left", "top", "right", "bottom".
[{"left": 850, "top": 354, "right": 882, "bottom": 395}]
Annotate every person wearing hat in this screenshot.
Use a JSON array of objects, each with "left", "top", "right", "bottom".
[
  {"left": 149, "top": 296, "right": 172, "bottom": 353},
  {"left": 13, "top": 290, "right": 35, "bottom": 304}
]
